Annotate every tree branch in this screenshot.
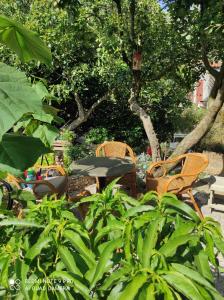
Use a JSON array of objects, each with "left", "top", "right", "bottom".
[
  {"left": 202, "top": 48, "right": 219, "bottom": 79},
  {"left": 67, "top": 92, "right": 112, "bottom": 130},
  {"left": 85, "top": 91, "right": 112, "bottom": 119},
  {"left": 74, "top": 93, "right": 85, "bottom": 119}
]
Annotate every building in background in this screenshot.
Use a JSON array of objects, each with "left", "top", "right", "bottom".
[{"left": 190, "top": 62, "right": 220, "bottom": 108}]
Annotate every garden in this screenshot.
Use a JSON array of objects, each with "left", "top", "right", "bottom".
[{"left": 0, "top": 0, "right": 224, "bottom": 299}]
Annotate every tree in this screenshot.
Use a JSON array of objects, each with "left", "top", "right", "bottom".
[
  {"left": 0, "top": 0, "right": 112, "bottom": 132},
  {"left": 164, "top": 0, "right": 224, "bottom": 157}
]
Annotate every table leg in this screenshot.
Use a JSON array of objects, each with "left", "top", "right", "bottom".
[{"left": 98, "top": 177, "right": 107, "bottom": 193}]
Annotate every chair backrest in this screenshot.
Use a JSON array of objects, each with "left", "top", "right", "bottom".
[
  {"left": 163, "top": 153, "right": 208, "bottom": 194},
  {"left": 96, "top": 141, "right": 136, "bottom": 163},
  {"left": 178, "top": 152, "right": 208, "bottom": 188},
  {"left": 181, "top": 153, "right": 208, "bottom": 176}
]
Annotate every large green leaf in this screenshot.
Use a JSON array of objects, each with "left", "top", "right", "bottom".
[
  {"left": 0, "top": 134, "right": 50, "bottom": 174},
  {"left": 142, "top": 218, "right": 161, "bottom": 267},
  {"left": 0, "top": 63, "right": 44, "bottom": 139},
  {"left": 171, "top": 263, "right": 218, "bottom": 293},
  {"left": 159, "top": 234, "right": 198, "bottom": 257},
  {"left": 162, "top": 271, "right": 205, "bottom": 300},
  {"left": 162, "top": 194, "right": 200, "bottom": 223},
  {"left": 0, "top": 15, "right": 52, "bottom": 64},
  {"left": 63, "top": 230, "right": 96, "bottom": 268},
  {"left": 57, "top": 245, "right": 83, "bottom": 277},
  {"left": 32, "top": 124, "right": 59, "bottom": 147},
  {"left": 118, "top": 273, "right": 148, "bottom": 300},
  {"left": 91, "top": 238, "right": 123, "bottom": 288}
]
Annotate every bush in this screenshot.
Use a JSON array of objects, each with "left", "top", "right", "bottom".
[
  {"left": 85, "top": 127, "right": 114, "bottom": 145},
  {"left": 0, "top": 182, "right": 223, "bottom": 299}
]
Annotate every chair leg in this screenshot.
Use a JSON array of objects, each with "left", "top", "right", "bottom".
[
  {"left": 187, "top": 189, "right": 204, "bottom": 219},
  {"left": 130, "top": 179, "right": 137, "bottom": 198}
]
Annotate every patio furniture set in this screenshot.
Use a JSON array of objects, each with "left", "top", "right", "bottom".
[{"left": 4, "top": 141, "right": 214, "bottom": 219}]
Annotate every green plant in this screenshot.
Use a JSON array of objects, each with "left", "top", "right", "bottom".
[
  {"left": 0, "top": 181, "right": 224, "bottom": 299},
  {"left": 85, "top": 127, "right": 113, "bottom": 145}
]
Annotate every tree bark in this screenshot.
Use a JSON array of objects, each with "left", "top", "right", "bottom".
[{"left": 128, "top": 91, "right": 161, "bottom": 161}]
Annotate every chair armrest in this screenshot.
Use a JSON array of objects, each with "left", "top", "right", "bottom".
[
  {"left": 35, "top": 164, "right": 66, "bottom": 176},
  {"left": 147, "top": 162, "right": 167, "bottom": 177},
  {"left": 165, "top": 173, "right": 199, "bottom": 193},
  {"left": 147, "top": 155, "right": 188, "bottom": 177}
]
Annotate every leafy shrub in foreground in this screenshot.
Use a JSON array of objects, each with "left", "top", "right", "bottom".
[{"left": 0, "top": 181, "right": 223, "bottom": 299}]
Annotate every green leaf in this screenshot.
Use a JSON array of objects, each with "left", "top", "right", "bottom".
[
  {"left": 63, "top": 230, "right": 96, "bottom": 268},
  {"left": 170, "top": 220, "right": 195, "bottom": 239},
  {"left": 100, "top": 265, "right": 131, "bottom": 291},
  {"left": 134, "top": 210, "right": 161, "bottom": 229},
  {"left": 32, "top": 124, "right": 59, "bottom": 147},
  {"left": 162, "top": 194, "right": 200, "bottom": 223},
  {"left": 118, "top": 273, "right": 148, "bottom": 300},
  {"left": 194, "top": 250, "right": 213, "bottom": 283},
  {"left": 91, "top": 238, "right": 122, "bottom": 288},
  {"left": 159, "top": 234, "right": 198, "bottom": 258},
  {"left": 108, "top": 282, "right": 124, "bottom": 300},
  {"left": 124, "top": 205, "right": 154, "bottom": 218},
  {"left": 204, "top": 230, "right": 217, "bottom": 266},
  {"left": 142, "top": 218, "right": 161, "bottom": 267},
  {"left": 50, "top": 271, "right": 91, "bottom": 300},
  {"left": 33, "top": 82, "right": 49, "bottom": 99},
  {"left": 140, "top": 191, "right": 158, "bottom": 204},
  {"left": 32, "top": 113, "right": 53, "bottom": 124},
  {"left": 214, "top": 237, "right": 224, "bottom": 256},
  {"left": 137, "top": 231, "right": 143, "bottom": 262},
  {"left": 162, "top": 271, "right": 204, "bottom": 300},
  {"left": 0, "top": 218, "right": 44, "bottom": 227},
  {"left": 58, "top": 245, "right": 83, "bottom": 277},
  {"left": 171, "top": 263, "right": 218, "bottom": 293},
  {"left": 124, "top": 222, "right": 132, "bottom": 262},
  {"left": 0, "top": 63, "right": 45, "bottom": 139},
  {"left": 146, "top": 284, "right": 156, "bottom": 300},
  {"left": 94, "top": 222, "right": 124, "bottom": 246},
  {"left": 0, "top": 15, "right": 52, "bottom": 64},
  {"left": 0, "top": 134, "right": 50, "bottom": 174},
  {"left": 0, "top": 256, "right": 10, "bottom": 288}
]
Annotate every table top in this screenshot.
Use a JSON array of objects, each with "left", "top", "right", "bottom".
[{"left": 70, "top": 156, "right": 134, "bottom": 177}]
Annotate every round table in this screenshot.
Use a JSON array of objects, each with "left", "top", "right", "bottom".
[{"left": 70, "top": 157, "right": 134, "bottom": 192}]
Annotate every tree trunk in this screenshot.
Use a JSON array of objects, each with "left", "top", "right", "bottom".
[
  {"left": 128, "top": 90, "right": 161, "bottom": 161},
  {"left": 171, "top": 80, "right": 224, "bottom": 157}
]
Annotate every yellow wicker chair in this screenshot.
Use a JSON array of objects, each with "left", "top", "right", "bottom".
[
  {"left": 96, "top": 141, "right": 137, "bottom": 197},
  {"left": 146, "top": 153, "right": 209, "bottom": 219}
]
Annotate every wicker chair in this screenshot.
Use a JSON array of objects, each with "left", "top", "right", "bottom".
[
  {"left": 146, "top": 153, "right": 209, "bottom": 219},
  {"left": 7, "top": 165, "right": 68, "bottom": 199},
  {"left": 96, "top": 141, "right": 137, "bottom": 197}
]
